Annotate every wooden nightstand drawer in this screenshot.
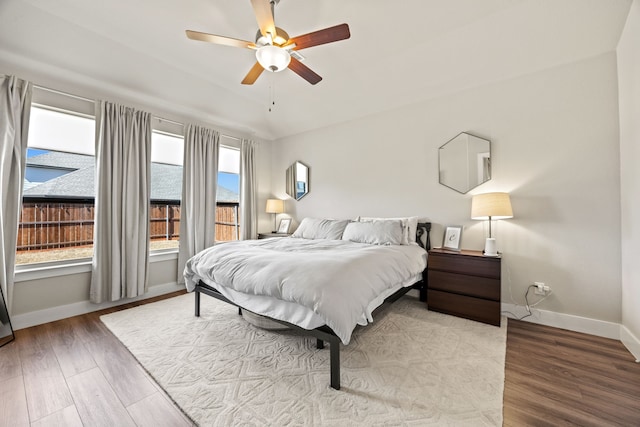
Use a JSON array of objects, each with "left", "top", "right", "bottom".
[
  {"left": 428, "top": 289, "right": 501, "bottom": 326},
  {"left": 428, "top": 251, "right": 500, "bottom": 279},
  {"left": 426, "top": 248, "right": 502, "bottom": 326},
  {"left": 427, "top": 270, "right": 500, "bottom": 301}
]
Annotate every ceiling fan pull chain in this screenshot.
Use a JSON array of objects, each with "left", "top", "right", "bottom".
[{"left": 268, "top": 84, "right": 275, "bottom": 112}]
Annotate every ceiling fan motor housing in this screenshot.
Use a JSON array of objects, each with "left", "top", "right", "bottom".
[{"left": 255, "top": 27, "right": 290, "bottom": 47}]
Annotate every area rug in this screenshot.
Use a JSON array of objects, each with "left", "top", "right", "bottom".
[{"left": 101, "top": 293, "right": 506, "bottom": 426}]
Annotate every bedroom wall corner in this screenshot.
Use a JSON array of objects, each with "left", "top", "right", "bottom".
[
  {"left": 617, "top": 0, "right": 640, "bottom": 353},
  {"left": 270, "top": 52, "right": 622, "bottom": 334}
]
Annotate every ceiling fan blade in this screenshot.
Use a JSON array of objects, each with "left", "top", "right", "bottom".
[
  {"left": 288, "top": 57, "right": 322, "bottom": 85},
  {"left": 286, "top": 23, "right": 350, "bottom": 50},
  {"left": 241, "top": 62, "right": 265, "bottom": 85},
  {"left": 251, "top": 0, "right": 276, "bottom": 38},
  {"left": 186, "top": 30, "right": 256, "bottom": 49}
]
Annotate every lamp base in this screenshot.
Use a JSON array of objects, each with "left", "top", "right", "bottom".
[{"left": 483, "top": 238, "right": 498, "bottom": 257}]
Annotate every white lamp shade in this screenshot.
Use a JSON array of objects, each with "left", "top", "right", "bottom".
[
  {"left": 265, "top": 199, "right": 284, "bottom": 214},
  {"left": 256, "top": 45, "right": 291, "bottom": 72},
  {"left": 471, "top": 192, "right": 513, "bottom": 220}
]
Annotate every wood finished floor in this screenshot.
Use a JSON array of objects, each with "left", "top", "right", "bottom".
[
  {"left": 0, "top": 291, "right": 193, "bottom": 427},
  {"left": 503, "top": 319, "right": 640, "bottom": 426},
  {"left": 1, "top": 292, "right": 639, "bottom": 426}
]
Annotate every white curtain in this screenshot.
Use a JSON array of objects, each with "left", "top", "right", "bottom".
[
  {"left": 177, "top": 124, "right": 219, "bottom": 284},
  {"left": 239, "top": 139, "right": 257, "bottom": 240},
  {"left": 90, "top": 101, "right": 151, "bottom": 303},
  {"left": 0, "top": 75, "right": 32, "bottom": 315}
]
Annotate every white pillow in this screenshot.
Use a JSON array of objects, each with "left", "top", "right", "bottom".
[
  {"left": 291, "top": 218, "right": 350, "bottom": 240},
  {"left": 357, "top": 216, "right": 419, "bottom": 245},
  {"left": 342, "top": 220, "right": 404, "bottom": 245}
]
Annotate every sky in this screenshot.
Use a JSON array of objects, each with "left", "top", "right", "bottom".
[{"left": 218, "top": 172, "right": 239, "bottom": 193}]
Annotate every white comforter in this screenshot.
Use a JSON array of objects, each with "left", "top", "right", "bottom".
[{"left": 184, "top": 238, "right": 427, "bottom": 344}]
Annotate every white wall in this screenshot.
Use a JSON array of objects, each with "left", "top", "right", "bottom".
[
  {"left": 617, "top": 0, "right": 640, "bottom": 359},
  {"left": 272, "top": 52, "right": 622, "bottom": 330}
]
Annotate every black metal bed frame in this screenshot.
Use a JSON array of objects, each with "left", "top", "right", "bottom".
[{"left": 194, "top": 222, "right": 431, "bottom": 390}]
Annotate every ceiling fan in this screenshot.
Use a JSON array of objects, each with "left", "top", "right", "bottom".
[{"left": 185, "top": 0, "right": 350, "bottom": 85}]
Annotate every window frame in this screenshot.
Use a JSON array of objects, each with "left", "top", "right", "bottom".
[
  {"left": 149, "top": 129, "right": 184, "bottom": 254},
  {"left": 16, "top": 87, "right": 246, "bottom": 273},
  {"left": 215, "top": 143, "right": 241, "bottom": 243},
  {"left": 18, "top": 99, "right": 97, "bottom": 267}
]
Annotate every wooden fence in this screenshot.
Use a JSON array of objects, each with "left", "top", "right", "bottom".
[
  {"left": 18, "top": 202, "right": 95, "bottom": 251},
  {"left": 17, "top": 201, "right": 240, "bottom": 252},
  {"left": 215, "top": 204, "right": 241, "bottom": 241},
  {"left": 149, "top": 204, "right": 180, "bottom": 241},
  {"left": 148, "top": 203, "right": 239, "bottom": 242}
]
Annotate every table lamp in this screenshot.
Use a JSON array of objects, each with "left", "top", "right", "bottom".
[
  {"left": 471, "top": 192, "right": 513, "bottom": 256},
  {"left": 265, "top": 199, "right": 284, "bottom": 232}
]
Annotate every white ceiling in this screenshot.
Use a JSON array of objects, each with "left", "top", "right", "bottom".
[{"left": 0, "top": 0, "right": 632, "bottom": 140}]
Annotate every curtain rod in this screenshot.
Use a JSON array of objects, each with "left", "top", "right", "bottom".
[
  {"left": 154, "top": 116, "right": 184, "bottom": 128},
  {"left": 34, "top": 84, "right": 93, "bottom": 103},
  {"left": 34, "top": 84, "right": 183, "bottom": 127},
  {"left": 33, "top": 83, "right": 243, "bottom": 140}
]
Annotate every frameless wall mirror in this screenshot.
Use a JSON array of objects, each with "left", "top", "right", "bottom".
[
  {"left": 0, "top": 286, "right": 14, "bottom": 348},
  {"left": 286, "top": 161, "right": 309, "bottom": 200},
  {"left": 438, "top": 132, "right": 491, "bottom": 194}
]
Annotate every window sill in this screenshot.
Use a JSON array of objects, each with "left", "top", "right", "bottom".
[
  {"left": 14, "top": 250, "right": 178, "bottom": 282},
  {"left": 149, "top": 249, "right": 179, "bottom": 262},
  {"left": 15, "top": 258, "right": 93, "bottom": 282}
]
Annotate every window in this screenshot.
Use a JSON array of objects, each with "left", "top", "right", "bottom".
[
  {"left": 149, "top": 131, "right": 183, "bottom": 251},
  {"left": 17, "top": 93, "right": 242, "bottom": 265},
  {"left": 16, "top": 105, "right": 96, "bottom": 265},
  {"left": 216, "top": 142, "right": 240, "bottom": 242},
  {"left": 147, "top": 134, "right": 241, "bottom": 250}
]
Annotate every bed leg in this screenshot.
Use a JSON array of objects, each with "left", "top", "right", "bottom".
[
  {"left": 195, "top": 291, "right": 200, "bottom": 317},
  {"left": 317, "top": 339, "right": 324, "bottom": 349},
  {"left": 238, "top": 307, "right": 242, "bottom": 316},
  {"left": 330, "top": 341, "right": 340, "bottom": 390}
]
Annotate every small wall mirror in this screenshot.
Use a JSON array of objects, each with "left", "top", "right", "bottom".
[
  {"left": 286, "top": 161, "right": 309, "bottom": 200},
  {"left": 438, "top": 132, "right": 491, "bottom": 194}
]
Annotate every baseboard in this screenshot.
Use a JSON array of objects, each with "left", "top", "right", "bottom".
[
  {"left": 620, "top": 325, "right": 640, "bottom": 362},
  {"left": 12, "top": 282, "right": 183, "bottom": 330},
  {"left": 501, "top": 303, "right": 620, "bottom": 340}
]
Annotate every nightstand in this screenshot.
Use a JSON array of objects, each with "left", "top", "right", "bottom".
[
  {"left": 258, "top": 233, "right": 292, "bottom": 239},
  {"left": 427, "top": 248, "right": 501, "bottom": 326}
]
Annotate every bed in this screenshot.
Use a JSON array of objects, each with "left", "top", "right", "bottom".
[{"left": 184, "top": 217, "right": 432, "bottom": 390}]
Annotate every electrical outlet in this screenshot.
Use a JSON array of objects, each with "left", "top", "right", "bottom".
[{"left": 534, "top": 282, "right": 549, "bottom": 295}]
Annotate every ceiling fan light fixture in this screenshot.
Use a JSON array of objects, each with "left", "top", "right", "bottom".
[{"left": 256, "top": 45, "right": 291, "bottom": 72}]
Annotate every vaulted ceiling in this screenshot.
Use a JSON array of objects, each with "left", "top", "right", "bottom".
[{"left": 0, "top": 0, "right": 632, "bottom": 140}]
